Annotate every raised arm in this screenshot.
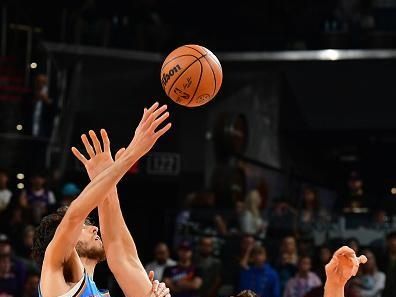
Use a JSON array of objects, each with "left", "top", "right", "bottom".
[
  {"left": 71, "top": 104, "right": 171, "bottom": 297},
  {"left": 45, "top": 103, "right": 170, "bottom": 270},
  {"left": 324, "top": 246, "right": 367, "bottom": 297}
]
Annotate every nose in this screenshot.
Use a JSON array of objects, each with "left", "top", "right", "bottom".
[{"left": 90, "top": 226, "right": 99, "bottom": 234}]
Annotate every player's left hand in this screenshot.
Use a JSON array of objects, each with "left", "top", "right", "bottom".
[
  {"left": 148, "top": 271, "right": 171, "bottom": 297},
  {"left": 71, "top": 129, "right": 122, "bottom": 180}
]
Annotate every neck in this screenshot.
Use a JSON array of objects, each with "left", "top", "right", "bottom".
[
  {"left": 80, "top": 257, "right": 97, "bottom": 277},
  {"left": 298, "top": 271, "right": 309, "bottom": 278}
]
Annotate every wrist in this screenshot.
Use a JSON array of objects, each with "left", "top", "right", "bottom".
[{"left": 324, "top": 280, "right": 345, "bottom": 297}]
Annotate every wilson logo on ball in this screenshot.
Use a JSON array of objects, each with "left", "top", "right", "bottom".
[{"left": 161, "top": 64, "right": 182, "bottom": 87}]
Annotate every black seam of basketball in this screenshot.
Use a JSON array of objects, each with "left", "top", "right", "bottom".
[
  {"left": 161, "top": 54, "right": 200, "bottom": 71},
  {"left": 183, "top": 45, "right": 206, "bottom": 56},
  {"left": 203, "top": 55, "right": 217, "bottom": 97},
  {"left": 187, "top": 58, "right": 204, "bottom": 106},
  {"left": 166, "top": 57, "right": 200, "bottom": 96}
]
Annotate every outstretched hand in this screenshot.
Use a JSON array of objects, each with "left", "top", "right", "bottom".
[
  {"left": 127, "top": 102, "right": 171, "bottom": 159},
  {"left": 71, "top": 129, "right": 124, "bottom": 180},
  {"left": 325, "top": 246, "right": 367, "bottom": 286},
  {"left": 71, "top": 102, "right": 171, "bottom": 179}
]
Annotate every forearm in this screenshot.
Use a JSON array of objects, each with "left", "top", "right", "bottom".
[
  {"left": 98, "top": 189, "right": 139, "bottom": 259},
  {"left": 98, "top": 187, "right": 155, "bottom": 297},
  {"left": 324, "top": 281, "right": 344, "bottom": 297}
]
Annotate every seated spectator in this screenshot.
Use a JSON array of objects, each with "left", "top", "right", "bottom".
[
  {"left": 297, "top": 187, "right": 327, "bottom": 240},
  {"left": 280, "top": 236, "right": 299, "bottom": 266},
  {"left": 22, "top": 272, "right": 40, "bottom": 297},
  {"left": 239, "top": 245, "right": 280, "bottom": 297},
  {"left": 266, "top": 198, "right": 297, "bottom": 242},
  {"left": 346, "top": 238, "right": 360, "bottom": 254},
  {"left": 354, "top": 249, "right": 385, "bottom": 297},
  {"left": 15, "top": 225, "right": 35, "bottom": 260},
  {"left": 163, "top": 241, "right": 202, "bottom": 297},
  {"left": 283, "top": 256, "right": 322, "bottom": 297},
  {"left": 221, "top": 235, "right": 256, "bottom": 295},
  {"left": 1, "top": 206, "right": 30, "bottom": 244},
  {"left": 194, "top": 236, "right": 222, "bottom": 297},
  {"left": 0, "top": 234, "right": 27, "bottom": 297},
  {"left": 276, "top": 252, "right": 298, "bottom": 296},
  {"left": 314, "top": 245, "right": 332, "bottom": 283},
  {"left": 0, "top": 170, "right": 12, "bottom": 213},
  {"left": 145, "top": 242, "right": 176, "bottom": 281},
  {"left": 19, "top": 172, "right": 56, "bottom": 224},
  {"left": 59, "top": 182, "right": 81, "bottom": 207},
  {"left": 214, "top": 200, "right": 245, "bottom": 236},
  {"left": 341, "top": 171, "right": 371, "bottom": 213},
  {"left": 240, "top": 190, "right": 266, "bottom": 238},
  {"left": 380, "top": 232, "right": 396, "bottom": 297}
]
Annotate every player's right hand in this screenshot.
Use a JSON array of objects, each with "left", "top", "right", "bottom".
[
  {"left": 127, "top": 102, "right": 171, "bottom": 159},
  {"left": 325, "top": 246, "right": 367, "bottom": 286}
]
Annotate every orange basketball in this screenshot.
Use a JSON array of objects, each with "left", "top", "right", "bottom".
[{"left": 160, "top": 44, "right": 222, "bottom": 107}]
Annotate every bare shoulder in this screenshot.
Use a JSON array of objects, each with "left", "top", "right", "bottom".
[{"left": 40, "top": 249, "right": 84, "bottom": 297}]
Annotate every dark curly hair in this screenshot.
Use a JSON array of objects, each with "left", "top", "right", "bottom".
[
  {"left": 233, "top": 290, "right": 258, "bottom": 297},
  {"left": 32, "top": 206, "right": 93, "bottom": 264}
]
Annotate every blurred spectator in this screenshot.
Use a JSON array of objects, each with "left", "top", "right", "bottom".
[
  {"left": 194, "top": 236, "right": 222, "bottom": 297},
  {"left": 297, "top": 187, "right": 327, "bottom": 240},
  {"left": 19, "top": 172, "right": 56, "bottom": 224},
  {"left": 1, "top": 207, "right": 29, "bottom": 244},
  {"left": 145, "top": 242, "right": 176, "bottom": 281},
  {"left": 216, "top": 201, "right": 245, "bottom": 236},
  {"left": 280, "top": 236, "right": 299, "bottom": 266},
  {"left": 354, "top": 249, "right": 385, "bottom": 297},
  {"left": 346, "top": 238, "right": 360, "bottom": 254},
  {"left": 276, "top": 252, "right": 298, "bottom": 296},
  {"left": 0, "top": 234, "right": 27, "bottom": 297},
  {"left": 240, "top": 190, "right": 266, "bottom": 238},
  {"left": 59, "top": 183, "right": 81, "bottom": 207},
  {"left": 283, "top": 256, "right": 322, "bottom": 297},
  {"left": 342, "top": 171, "right": 371, "bottom": 213},
  {"left": 381, "top": 232, "right": 396, "bottom": 297},
  {"left": 22, "top": 74, "right": 55, "bottom": 138},
  {"left": 21, "top": 272, "right": 39, "bottom": 297},
  {"left": 221, "top": 235, "right": 256, "bottom": 295},
  {"left": 15, "top": 226, "right": 35, "bottom": 260},
  {"left": 239, "top": 245, "right": 280, "bottom": 297},
  {"left": 163, "top": 241, "right": 202, "bottom": 297},
  {"left": 0, "top": 170, "right": 12, "bottom": 213},
  {"left": 266, "top": 198, "right": 297, "bottom": 242},
  {"left": 314, "top": 245, "right": 332, "bottom": 283}
]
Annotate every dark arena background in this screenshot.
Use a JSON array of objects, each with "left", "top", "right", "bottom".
[{"left": 1, "top": 1, "right": 396, "bottom": 297}]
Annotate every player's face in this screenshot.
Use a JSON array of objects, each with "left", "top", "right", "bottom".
[{"left": 76, "top": 224, "right": 106, "bottom": 262}]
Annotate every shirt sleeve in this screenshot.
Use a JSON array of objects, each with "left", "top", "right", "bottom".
[
  {"left": 359, "top": 272, "right": 386, "bottom": 297},
  {"left": 272, "top": 271, "right": 281, "bottom": 297}
]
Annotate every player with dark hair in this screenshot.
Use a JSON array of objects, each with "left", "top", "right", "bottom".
[{"left": 33, "top": 102, "right": 172, "bottom": 297}]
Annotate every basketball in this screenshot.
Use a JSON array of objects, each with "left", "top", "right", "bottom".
[{"left": 160, "top": 44, "right": 223, "bottom": 107}]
